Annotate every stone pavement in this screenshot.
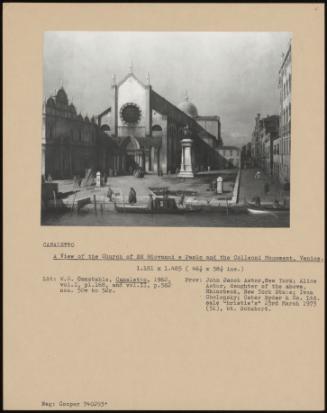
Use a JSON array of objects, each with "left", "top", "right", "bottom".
[
  {"left": 54, "top": 170, "right": 239, "bottom": 206},
  {"left": 238, "top": 168, "right": 290, "bottom": 204},
  {"left": 53, "top": 168, "right": 290, "bottom": 210}
]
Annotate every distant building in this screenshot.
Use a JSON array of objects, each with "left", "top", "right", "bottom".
[
  {"left": 241, "top": 142, "right": 252, "bottom": 168},
  {"left": 277, "top": 42, "right": 291, "bottom": 184},
  {"left": 251, "top": 113, "right": 262, "bottom": 162},
  {"left": 251, "top": 113, "right": 279, "bottom": 174},
  {"left": 194, "top": 114, "right": 222, "bottom": 146},
  {"left": 261, "top": 115, "right": 280, "bottom": 175},
  {"left": 216, "top": 146, "right": 241, "bottom": 169},
  {"left": 273, "top": 137, "right": 281, "bottom": 179}
]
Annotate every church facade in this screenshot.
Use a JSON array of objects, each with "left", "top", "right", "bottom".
[
  {"left": 42, "top": 70, "right": 223, "bottom": 179},
  {"left": 98, "top": 70, "right": 223, "bottom": 175}
]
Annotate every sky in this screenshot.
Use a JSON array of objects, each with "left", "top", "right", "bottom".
[{"left": 44, "top": 32, "right": 291, "bottom": 147}]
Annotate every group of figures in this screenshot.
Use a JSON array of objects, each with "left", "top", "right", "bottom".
[
  {"left": 106, "top": 185, "right": 186, "bottom": 211},
  {"left": 107, "top": 186, "right": 137, "bottom": 204}
]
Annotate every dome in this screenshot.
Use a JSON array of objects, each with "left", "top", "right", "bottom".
[
  {"left": 178, "top": 95, "right": 198, "bottom": 118},
  {"left": 56, "top": 87, "right": 68, "bottom": 105}
]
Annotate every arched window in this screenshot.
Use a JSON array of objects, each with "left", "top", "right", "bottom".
[
  {"left": 101, "top": 124, "right": 111, "bottom": 134},
  {"left": 152, "top": 124, "right": 163, "bottom": 138},
  {"left": 152, "top": 124, "right": 162, "bottom": 132}
]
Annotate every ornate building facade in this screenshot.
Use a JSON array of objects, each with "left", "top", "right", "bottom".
[
  {"left": 43, "top": 70, "right": 224, "bottom": 179},
  {"left": 278, "top": 42, "right": 291, "bottom": 184},
  {"left": 42, "top": 88, "right": 122, "bottom": 179},
  {"left": 251, "top": 113, "right": 279, "bottom": 175}
]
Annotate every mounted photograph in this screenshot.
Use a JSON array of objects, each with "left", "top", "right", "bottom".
[{"left": 41, "top": 32, "right": 291, "bottom": 227}]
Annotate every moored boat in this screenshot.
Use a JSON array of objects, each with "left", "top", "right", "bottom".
[
  {"left": 114, "top": 201, "right": 202, "bottom": 214},
  {"left": 246, "top": 201, "right": 289, "bottom": 214}
]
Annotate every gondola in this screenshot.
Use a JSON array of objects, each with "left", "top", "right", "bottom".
[
  {"left": 246, "top": 201, "right": 289, "bottom": 214},
  {"left": 114, "top": 201, "right": 202, "bottom": 214}
]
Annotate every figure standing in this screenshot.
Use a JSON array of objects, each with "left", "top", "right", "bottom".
[
  {"left": 179, "top": 192, "right": 185, "bottom": 206},
  {"left": 128, "top": 187, "right": 137, "bottom": 204},
  {"left": 148, "top": 194, "right": 154, "bottom": 211},
  {"left": 163, "top": 190, "right": 169, "bottom": 208},
  {"left": 107, "top": 186, "right": 114, "bottom": 202}
]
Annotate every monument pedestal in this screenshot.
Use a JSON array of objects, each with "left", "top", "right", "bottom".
[
  {"left": 96, "top": 171, "right": 101, "bottom": 187},
  {"left": 178, "top": 138, "right": 194, "bottom": 178}
]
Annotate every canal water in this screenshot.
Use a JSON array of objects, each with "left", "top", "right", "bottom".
[{"left": 42, "top": 209, "right": 290, "bottom": 227}]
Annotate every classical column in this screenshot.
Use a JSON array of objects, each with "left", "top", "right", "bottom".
[
  {"left": 145, "top": 150, "right": 150, "bottom": 172},
  {"left": 140, "top": 153, "right": 145, "bottom": 168}
]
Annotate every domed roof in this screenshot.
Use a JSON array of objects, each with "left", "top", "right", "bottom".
[
  {"left": 178, "top": 95, "right": 198, "bottom": 118},
  {"left": 56, "top": 87, "right": 68, "bottom": 105}
]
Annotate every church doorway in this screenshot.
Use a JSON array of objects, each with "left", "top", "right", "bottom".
[
  {"left": 124, "top": 137, "right": 143, "bottom": 173},
  {"left": 126, "top": 155, "right": 137, "bottom": 174}
]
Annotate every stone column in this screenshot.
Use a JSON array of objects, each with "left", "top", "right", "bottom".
[
  {"left": 178, "top": 138, "right": 194, "bottom": 178},
  {"left": 145, "top": 150, "right": 150, "bottom": 172}
]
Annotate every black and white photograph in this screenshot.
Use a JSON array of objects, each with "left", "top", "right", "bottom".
[
  {"left": 4, "top": 4, "right": 325, "bottom": 411},
  {"left": 41, "top": 32, "right": 291, "bottom": 227}
]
